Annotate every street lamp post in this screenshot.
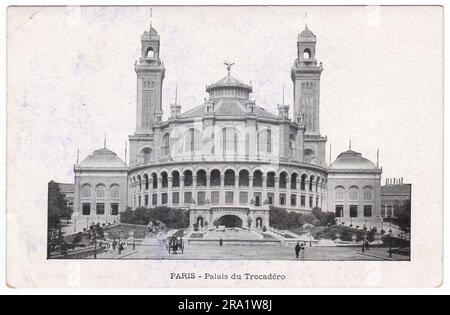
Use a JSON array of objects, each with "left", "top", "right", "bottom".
[
  {"left": 93, "top": 228, "right": 97, "bottom": 260},
  {"left": 388, "top": 229, "right": 393, "bottom": 258}
]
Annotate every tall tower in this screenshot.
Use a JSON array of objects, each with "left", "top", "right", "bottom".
[
  {"left": 291, "top": 25, "right": 327, "bottom": 166},
  {"left": 134, "top": 22, "right": 165, "bottom": 134},
  {"left": 291, "top": 25, "right": 323, "bottom": 136}
]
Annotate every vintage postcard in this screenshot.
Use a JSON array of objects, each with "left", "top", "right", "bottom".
[{"left": 6, "top": 5, "right": 443, "bottom": 288}]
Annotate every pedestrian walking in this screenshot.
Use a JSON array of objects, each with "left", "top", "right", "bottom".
[
  {"left": 219, "top": 238, "right": 223, "bottom": 247},
  {"left": 300, "top": 243, "right": 306, "bottom": 260},
  {"left": 295, "top": 242, "right": 301, "bottom": 259},
  {"left": 365, "top": 240, "right": 370, "bottom": 252},
  {"left": 112, "top": 240, "right": 117, "bottom": 252}
]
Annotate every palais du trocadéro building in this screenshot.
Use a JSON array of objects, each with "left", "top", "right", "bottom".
[{"left": 72, "top": 22, "right": 383, "bottom": 229}]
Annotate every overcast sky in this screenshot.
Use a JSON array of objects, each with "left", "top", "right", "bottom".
[{"left": 7, "top": 6, "right": 443, "bottom": 186}]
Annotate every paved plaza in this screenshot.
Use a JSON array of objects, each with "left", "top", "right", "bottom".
[{"left": 92, "top": 243, "right": 410, "bottom": 261}]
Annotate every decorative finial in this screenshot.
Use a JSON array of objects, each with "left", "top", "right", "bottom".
[
  {"left": 104, "top": 133, "right": 107, "bottom": 149},
  {"left": 175, "top": 85, "right": 178, "bottom": 104},
  {"left": 224, "top": 60, "right": 235, "bottom": 75},
  {"left": 282, "top": 84, "right": 285, "bottom": 105},
  {"left": 377, "top": 148, "right": 380, "bottom": 168},
  {"left": 349, "top": 140, "right": 352, "bottom": 150},
  {"left": 76, "top": 148, "right": 80, "bottom": 165},
  {"left": 125, "top": 142, "right": 128, "bottom": 164}
]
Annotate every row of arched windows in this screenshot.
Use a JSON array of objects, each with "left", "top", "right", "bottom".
[
  {"left": 132, "top": 170, "right": 324, "bottom": 192},
  {"left": 81, "top": 184, "right": 120, "bottom": 199},
  {"left": 334, "top": 186, "right": 374, "bottom": 201},
  {"left": 142, "top": 127, "right": 276, "bottom": 163}
]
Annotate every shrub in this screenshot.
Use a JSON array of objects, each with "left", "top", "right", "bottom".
[{"left": 120, "top": 207, "right": 190, "bottom": 229}]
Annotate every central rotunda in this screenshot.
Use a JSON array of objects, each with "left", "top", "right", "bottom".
[{"left": 127, "top": 24, "right": 328, "bottom": 230}]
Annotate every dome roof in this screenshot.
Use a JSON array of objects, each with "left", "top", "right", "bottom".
[
  {"left": 329, "top": 150, "right": 377, "bottom": 170},
  {"left": 206, "top": 74, "right": 252, "bottom": 92},
  {"left": 79, "top": 148, "right": 127, "bottom": 168},
  {"left": 299, "top": 25, "right": 316, "bottom": 41}
]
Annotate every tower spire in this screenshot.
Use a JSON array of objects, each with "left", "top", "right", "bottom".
[
  {"left": 329, "top": 143, "right": 332, "bottom": 165},
  {"left": 175, "top": 84, "right": 178, "bottom": 104},
  {"left": 149, "top": 7, "right": 153, "bottom": 30},
  {"left": 377, "top": 148, "right": 380, "bottom": 168}
]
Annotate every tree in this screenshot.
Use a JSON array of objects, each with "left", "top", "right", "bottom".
[
  {"left": 397, "top": 200, "right": 411, "bottom": 233},
  {"left": 48, "top": 181, "right": 69, "bottom": 230}
]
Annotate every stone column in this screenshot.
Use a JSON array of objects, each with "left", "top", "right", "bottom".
[
  {"left": 249, "top": 175, "right": 254, "bottom": 205},
  {"left": 305, "top": 180, "right": 310, "bottom": 209},
  {"left": 221, "top": 174, "right": 226, "bottom": 205},
  {"left": 180, "top": 175, "right": 185, "bottom": 205},
  {"left": 168, "top": 177, "right": 173, "bottom": 206},
  {"left": 286, "top": 177, "right": 291, "bottom": 208},
  {"left": 262, "top": 175, "right": 267, "bottom": 205},
  {"left": 206, "top": 175, "right": 211, "bottom": 204},
  {"left": 274, "top": 176, "right": 280, "bottom": 206}
]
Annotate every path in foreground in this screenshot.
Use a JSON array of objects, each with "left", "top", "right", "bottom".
[{"left": 94, "top": 244, "right": 410, "bottom": 261}]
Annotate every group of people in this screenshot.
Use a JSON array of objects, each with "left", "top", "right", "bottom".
[
  {"left": 295, "top": 242, "right": 306, "bottom": 260},
  {"left": 103, "top": 239, "right": 130, "bottom": 255}
]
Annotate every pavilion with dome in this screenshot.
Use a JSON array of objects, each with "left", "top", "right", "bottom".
[{"left": 70, "top": 22, "right": 383, "bottom": 229}]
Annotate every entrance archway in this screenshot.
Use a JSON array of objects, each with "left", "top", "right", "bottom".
[
  {"left": 217, "top": 215, "right": 243, "bottom": 228},
  {"left": 256, "top": 217, "right": 263, "bottom": 229}
]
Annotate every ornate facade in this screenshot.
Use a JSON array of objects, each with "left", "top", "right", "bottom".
[{"left": 72, "top": 22, "right": 382, "bottom": 229}]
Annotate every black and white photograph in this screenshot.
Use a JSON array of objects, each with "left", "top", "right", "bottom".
[{"left": 5, "top": 4, "right": 444, "bottom": 289}]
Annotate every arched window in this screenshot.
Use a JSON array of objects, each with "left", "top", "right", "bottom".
[
  {"left": 210, "top": 170, "right": 221, "bottom": 187},
  {"left": 161, "top": 172, "right": 168, "bottom": 188},
  {"left": 172, "top": 171, "right": 180, "bottom": 188},
  {"left": 183, "top": 170, "right": 193, "bottom": 187},
  {"left": 162, "top": 133, "right": 170, "bottom": 157},
  {"left": 110, "top": 184, "right": 120, "bottom": 199},
  {"left": 146, "top": 47, "right": 154, "bottom": 58},
  {"left": 140, "top": 147, "right": 152, "bottom": 164},
  {"left": 289, "top": 134, "right": 296, "bottom": 158},
  {"left": 143, "top": 174, "right": 149, "bottom": 190},
  {"left": 301, "top": 174, "right": 307, "bottom": 191},
  {"left": 96, "top": 184, "right": 106, "bottom": 198},
  {"left": 303, "top": 48, "right": 311, "bottom": 59},
  {"left": 349, "top": 186, "right": 359, "bottom": 201},
  {"left": 224, "top": 170, "right": 236, "bottom": 186},
  {"left": 304, "top": 149, "right": 315, "bottom": 164},
  {"left": 152, "top": 173, "right": 158, "bottom": 189},
  {"left": 221, "top": 127, "right": 238, "bottom": 156},
  {"left": 81, "top": 184, "right": 91, "bottom": 198},
  {"left": 185, "top": 128, "right": 201, "bottom": 153},
  {"left": 258, "top": 129, "right": 272, "bottom": 155},
  {"left": 291, "top": 173, "right": 298, "bottom": 190},
  {"left": 196, "top": 170, "right": 207, "bottom": 187},
  {"left": 239, "top": 170, "right": 250, "bottom": 187},
  {"left": 309, "top": 175, "right": 315, "bottom": 191},
  {"left": 279, "top": 172, "right": 288, "bottom": 189},
  {"left": 137, "top": 175, "right": 142, "bottom": 191},
  {"left": 253, "top": 170, "right": 263, "bottom": 187},
  {"left": 267, "top": 172, "right": 276, "bottom": 188},
  {"left": 316, "top": 176, "right": 320, "bottom": 193},
  {"left": 335, "top": 186, "right": 345, "bottom": 200},
  {"left": 363, "top": 187, "right": 373, "bottom": 200}
]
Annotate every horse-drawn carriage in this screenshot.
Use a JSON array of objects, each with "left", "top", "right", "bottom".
[{"left": 167, "top": 236, "right": 184, "bottom": 254}]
